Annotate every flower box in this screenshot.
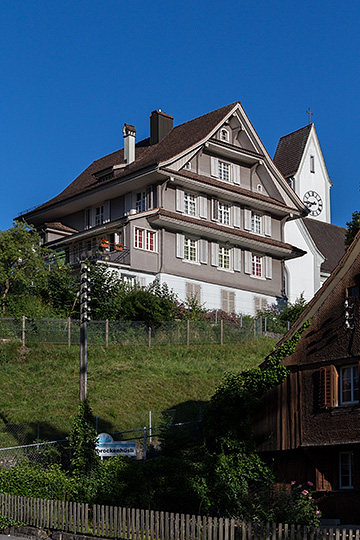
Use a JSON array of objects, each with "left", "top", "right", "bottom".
[
  {"left": 100, "top": 238, "right": 110, "bottom": 248},
  {"left": 114, "top": 244, "right": 123, "bottom": 251}
]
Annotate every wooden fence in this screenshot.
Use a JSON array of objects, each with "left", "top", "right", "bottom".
[{"left": 0, "top": 493, "right": 359, "bottom": 540}]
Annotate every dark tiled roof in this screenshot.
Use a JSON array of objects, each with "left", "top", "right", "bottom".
[
  {"left": 44, "top": 221, "right": 78, "bottom": 233},
  {"left": 302, "top": 218, "right": 346, "bottom": 273},
  {"left": 20, "top": 103, "right": 238, "bottom": 219},
  {"left": 273, "top": 124, "right": 312, "bottom": 178}
]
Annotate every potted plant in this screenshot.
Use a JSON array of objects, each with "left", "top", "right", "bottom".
[
  {"left": 114, "top": 242, "right": 123, "bottom": 251},
  {"left": 99, "top": 238, "right": 110, "bottom": 248}
]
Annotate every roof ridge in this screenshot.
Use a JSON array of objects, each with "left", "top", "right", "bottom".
[{"left": 277, "top": 123, "right": 313, "bottom": 142}]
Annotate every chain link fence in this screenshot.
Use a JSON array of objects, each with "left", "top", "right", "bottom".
[{"left": 0, "top": 316, "right": 287, "bottom": 347}]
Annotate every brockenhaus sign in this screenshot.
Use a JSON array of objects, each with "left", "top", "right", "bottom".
[{"left": 96, "top": 433, "right": 136, "bottom": 458}]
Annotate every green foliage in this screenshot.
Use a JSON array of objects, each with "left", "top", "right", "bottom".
[
  {"left": 0, "top": 462, "right": 78, "bottom": 500},
  {"left": 68, "top": 400, "right": 99, "bottom": 477},
  {"left": 279, "top": 294, "right": 307, "bottom": 326},
  {"left": 0, "top": 512, "right": 24, "bottom": 529},
  {"left": 345, "top": 210, "right": 360, "bottom": 247},
  {"left": 269, "top": 481, "right": 321, "bottom": 527}
]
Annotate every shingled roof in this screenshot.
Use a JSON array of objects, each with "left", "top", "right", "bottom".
[
  {"left": 273, "top": 124, "right": 312, "bottom": 178},
  {"left": 19, "top": 103, "right": 238, "bottom": 219},
  {"left": 303, "top": 218, "right": 347, "bottom": 274}
]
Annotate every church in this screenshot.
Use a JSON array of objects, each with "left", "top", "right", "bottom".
[{"left": 17, "top": 102, "right": 346, "bottom": 315}]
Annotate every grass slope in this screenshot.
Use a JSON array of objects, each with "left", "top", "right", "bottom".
[{"left": 0, "top": 337, "right": 276, "bottom": 446}]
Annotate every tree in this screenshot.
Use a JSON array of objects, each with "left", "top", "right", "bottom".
[
  {"left": 0, "top": 222, "right": 50, "bottom": 314},
  {"left": 345, "top": 210, "right": 360, "bottom": 247},
  {"left": 68, "top": 400, "right": 99, "bottom": 477}
]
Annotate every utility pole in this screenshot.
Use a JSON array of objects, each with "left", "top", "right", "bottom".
[{"left": 80, "top": 262, "right": 91, "bottom": 401}]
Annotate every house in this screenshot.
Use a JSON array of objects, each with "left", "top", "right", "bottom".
[
  {"left": 17, "top": 102, "right": 307, "bottom": 316},
  {"left": 253, "top": 231, "right": 360, "bottom": 524},
  {"left": 273, "top": 123, "right": 346, "bottom": 303}
]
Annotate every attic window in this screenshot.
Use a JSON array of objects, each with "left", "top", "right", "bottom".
[
  {"left": 94, "top": 168, "right": 114, "bottom": 183},
  {"left": 220, "top": 128, "right": 230, "bottom": 142}
]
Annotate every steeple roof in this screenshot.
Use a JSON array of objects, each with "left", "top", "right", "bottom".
[{"left": 273, "top": 124, "right": 312, "bottom": 178}]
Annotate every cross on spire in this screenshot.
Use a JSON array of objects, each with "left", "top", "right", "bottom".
[{"left": 306, "top": 107, "right": 313, "bottom": 125}]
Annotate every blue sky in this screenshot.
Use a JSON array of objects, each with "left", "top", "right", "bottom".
[{"left": 1, "top": 0, "right": 359, "bottom": 230}]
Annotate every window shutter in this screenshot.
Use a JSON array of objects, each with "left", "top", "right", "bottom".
[
  {"left": 210, "top": 157, "right": 218, "bottom": 177},
  {"left": 265, "top": 256, "right": 272, "bottom": 279},
  {"left": 229, "top": 291, "right": 235, "bottom": 314},
  {"left": 176, "top": 187, "right": 184, "bottom": 212},
  {"left": 124, "top": 193, "right": 133, "bottom": 216},
  {"left": 211, "top": 199, "right": 219, "bottom": 221},
  {"left": 244, "top": 209, "right": 252, "bottom": 231},
  {"left": 233, "top": 248, "right": 241, "bottom": 272},
  {"left": 244, "top": 250, "right": 251, "bottom": 274},
  {"left": 233, "top": 164, "right": 241, "bottom": 185},
  {"left": 176, "top": 233, "right": 184, "bottom": 259},
  {"left": 199, "top": 195, "right": 208, "bottom": 219},
  {"left": 319, "top": 365, "right": 338, "bottom": 409},
  {"left": 199, "top": 239, "right": 208, "bottom": 264},
  {"left": 211, "top": 242, "right": 219, "bottom": 266},
  {"left": 146, "top": 186, "right": 154, "bottom": 210},
  {"left": 103, "top": 200, "right": 110, "bottom": 223},
  {"left": 233, "top": 205, "right": 241, "bottom": 228},
  {"left": 264, "top": 215, "right": 272, "bottom": 237}
]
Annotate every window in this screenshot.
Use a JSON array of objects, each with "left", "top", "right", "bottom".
[
  {"left": 219, "top": 246, "right": 231, "bottom": 270},
  {"left": 136, "top": 191, "right": 146, "bottom": 213},
  {"left": 286, "top": 177, "right": 295, "bottom": 190},
  {"left": 184, "top": 237, "right": 197, "bottom": 262},
  {"left": 184, "top": 192, "right": 196, "bottom": 216},
  {"left": 310, "top": 155, "right": 315, "bottom": 173},
  {"left": 339, "top": 452, "right": 353, "bottom": 489},
  {"left": 218, "top": 161, "right": 230, "bottom": 181},
  {"left": 252, "top": 255, "right": 262, "bottom": 277},
  {"left": 251, "top": 212, "right": 262, "bottom": 234},
  {"left": 134, "top": 228, "right": 156, "bottom": 252},
  {"left": 340, "top": 365, "right": 359, "bottom": 405},
  {"left": 95, "top": 205, "right": 104, "bottom": 226},
  {"left": 218, "top": 202, "right": 230, "bottom": 225},
  {"left": 220, "top": 128, "right": 230, "bottom": 142}
]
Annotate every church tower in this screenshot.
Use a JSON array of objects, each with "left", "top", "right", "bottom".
[{"left": 273, "top": 123, "right": 332, "bottom": 224}]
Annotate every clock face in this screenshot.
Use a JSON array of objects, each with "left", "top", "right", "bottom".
[{"left": 303, "top": 190, "right": 323, "bottom": 216}]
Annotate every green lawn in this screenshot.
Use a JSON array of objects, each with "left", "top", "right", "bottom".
[{"left": 0, "top": 337, "right": 277, "bottom": 445}]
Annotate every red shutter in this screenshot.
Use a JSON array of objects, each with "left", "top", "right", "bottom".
[{"left": 319, "top": 365, "right": 338, "bottom": 409}]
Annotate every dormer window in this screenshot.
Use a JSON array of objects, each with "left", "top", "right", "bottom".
[{"left": 220, "top": 128, "right": 230, "bottom": 142}]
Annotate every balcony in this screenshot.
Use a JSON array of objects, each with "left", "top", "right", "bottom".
[{"left": 69, "top": 246, "right": 130, "bottom": 266}]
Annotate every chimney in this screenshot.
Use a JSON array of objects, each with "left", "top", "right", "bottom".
[
  {"left": 150, "top": 110, "right": 173, "bottom": 145},
  {"left": 123, "top": 123, "right": 137, "bottom": 164}
]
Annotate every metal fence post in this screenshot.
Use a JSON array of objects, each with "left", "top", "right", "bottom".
[
  {"left": 187, "top": 320, "right": 190, "bottom": 346},
  {"left": 143, "top": 427, "right": 147, "bottom": 460},
  {"left": 148, "top": 327, "right": 151, "bottom": 348},
  {"left": 22, "top": 316, "right": 26, "bottom": 346},
  {"left": 220, "top": 319, "right": 223, "bottom": 345},
  {"left": 68, "top": 317, "right": 71, "bottom": 347},
  {"left": 149, "top": 411, "right": 152, "bottom": 443},
  {"left": 105, "top": 319, "right": 109, "bottom": 347}
]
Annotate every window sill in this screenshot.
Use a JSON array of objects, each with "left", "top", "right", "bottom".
[
  {"left": 250, "top": 274, "right": 266, "bottom": 281},
  {"left": 183, "top": 259, "right": 200, "bottom": 266}
]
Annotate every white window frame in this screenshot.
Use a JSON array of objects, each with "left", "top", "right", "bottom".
[
  {"left": 340, "top": 365, "right": 359, "bottom": 405},
  {"left": 218, "top": 246, "right": 231, "bottom": 270},
  {"left": 95, "top": 205, "right": 104, "bottom": 226},
  {"left": 339, "top": 451, "right": 354, "bottom": 489},
  {"left": 220, "top": 128, "right": 230, "bottom": 142},
  {"left": 184, "top": 191, "right": 197, "bottom": 216},
  {"left": 218, "top": 160, "right": 230, "bottom": 182},
  {"left": 252, "top": 254, "right": 263, "bottom": 278},
  {"left": 134, "top": 227, "right": 157, "bottom": 252},
  {"left": 218, "top": 201, "right": 230, "bottom": 225},
  {"left": 251, "top": 211, "right": 262, "bottom": 234},
  {"left": 184, "top": 237, "right": 198, "bottom": 263},
  {"left": 136, "top": 191, "right": 147, "bottom": 213}
]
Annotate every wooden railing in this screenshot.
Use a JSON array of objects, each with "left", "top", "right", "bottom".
[{"left": 0, "top": 493, "right": 357, "bottom": 540}]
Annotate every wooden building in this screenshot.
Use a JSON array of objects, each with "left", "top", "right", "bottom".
[{"left": 253, "top": 230, "right": 360, "bottom": 524}]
